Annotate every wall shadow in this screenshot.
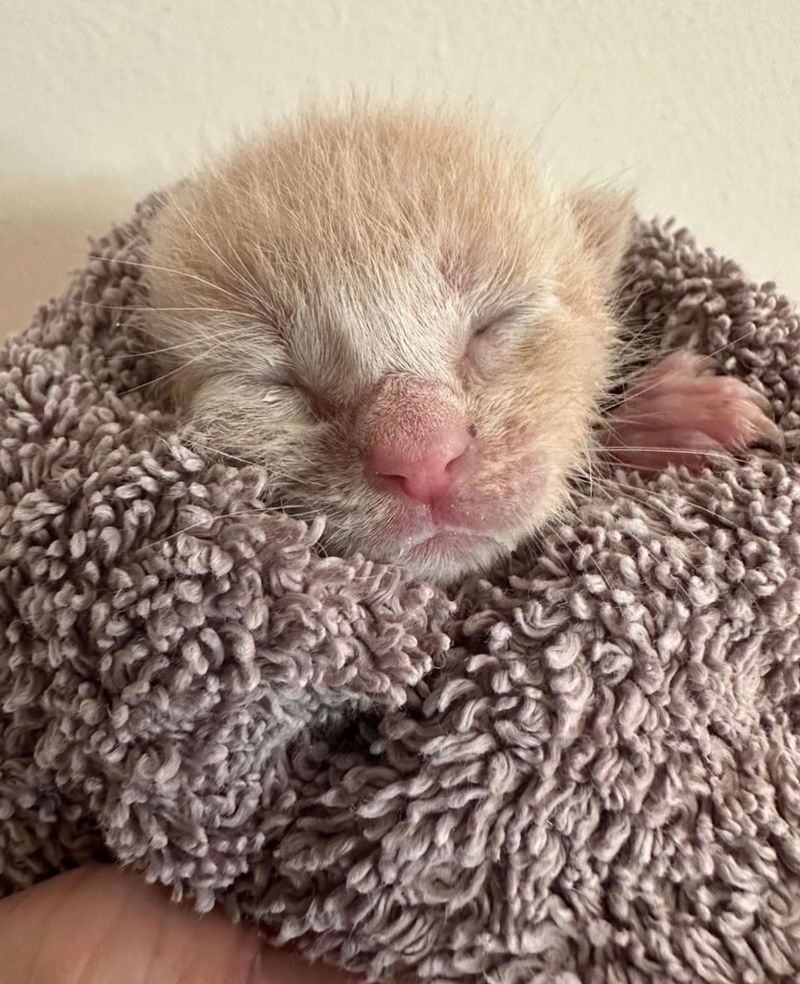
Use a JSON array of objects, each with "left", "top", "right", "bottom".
[{"left": 0, "top": 179, "right": 138, "bottom": 338}]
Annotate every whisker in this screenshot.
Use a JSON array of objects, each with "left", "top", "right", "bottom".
[
  {"left": 600, "top": 445, "right": 741, "bottom": 462},
  {"left": 90, "top": 255, "right": 241, "bottom": 302},
  {"left": 602, "top": 326, "right": 759, "bottom": 413},
  {"left": 87, "top": 301, "right": 254, "bottom": 317},
  {"left": 549, "top": 525, "right": 612, "bottom": 593},
  {"left": 168, "top": 197, "right": 265, "bottom": 307},
  {"left": 131, "top": 320, "right": 263, "bottom": 358},
  {"left": 118, "top": 337, "right": 233, "bottom": 395},
  {"left": 577, "top": 473, "right": 759, "bottom": 603},
  {"left": 584, "top": 473, "right": 741, "bottom": 533}
]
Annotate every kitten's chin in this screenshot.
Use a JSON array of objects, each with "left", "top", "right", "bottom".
[
  {"left": 375, "top": 528, "right": 515, "bottom": 584},
  {"left": 317, "top": 471, "right": 563, "bottom": 583}
]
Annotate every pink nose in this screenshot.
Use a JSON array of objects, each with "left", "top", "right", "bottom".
[{"left": 367, "top": 424, "right": 473, "bottom": 505}]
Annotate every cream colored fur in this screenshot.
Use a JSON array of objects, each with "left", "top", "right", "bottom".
[{"left": 144, "top": 104, "right": 632, "bottom": 581}]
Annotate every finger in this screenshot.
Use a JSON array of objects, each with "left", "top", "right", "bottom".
[{"left": 0, "top": 865, "right": 359, "bottom": 984}]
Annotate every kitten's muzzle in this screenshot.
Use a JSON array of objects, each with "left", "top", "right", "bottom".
[
  {"left": 365, "top": 421, "right": 475, "bottom": 506},
  {"left": 358, "top": 371, "right": 475, "bottom": 509}
]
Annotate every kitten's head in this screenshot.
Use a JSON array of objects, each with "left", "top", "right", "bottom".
[{"left": 145, "top": 105, "right": 632, "bottom": 583}]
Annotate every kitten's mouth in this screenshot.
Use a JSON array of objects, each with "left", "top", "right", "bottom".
[{"left": 367, "top": 484, "right": 536, "bottom": 576}]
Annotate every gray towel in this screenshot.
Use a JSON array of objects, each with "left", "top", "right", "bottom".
[{"left": 2, "top": 193, "right": 800, "bottom": 983}]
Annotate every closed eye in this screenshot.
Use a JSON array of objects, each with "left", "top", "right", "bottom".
[
  {"left": 470, "top": 307, "right": 529, "bottom": 339},
  {"left": 262, "top": 383, "right": 296, "bottom": 405},
  {"left": 259, "top": 354, "right": 296, "bottom": 392},
  {"left": 470, "top": 293, "right": 557, "bottom": 339},
  {"left": 262, "top": 378, "right": 331, "bottom": 420},
  {"left": 471, "top": 316, "right": 504, "bottom": 339}
]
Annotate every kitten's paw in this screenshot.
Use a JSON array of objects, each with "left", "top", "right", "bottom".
[{"left": 602, "top": 350, "right": 782, "bottom": 471}]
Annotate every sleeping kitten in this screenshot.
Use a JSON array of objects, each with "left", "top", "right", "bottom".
[{"left": 143, "top": 106, "right": 777, "bottom": 583}]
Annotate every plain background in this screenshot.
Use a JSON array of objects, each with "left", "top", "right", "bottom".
[{"left": 1, "top": 0, "right": 798, "bottom": 334}]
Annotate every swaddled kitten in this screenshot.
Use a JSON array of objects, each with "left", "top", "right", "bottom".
[{"left": 144, "top": 105, "right": 777, "bottom": 583}]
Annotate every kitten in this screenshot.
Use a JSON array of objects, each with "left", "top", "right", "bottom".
[{"left": 144, "top": 106, "right": 777, "bottom": 583}]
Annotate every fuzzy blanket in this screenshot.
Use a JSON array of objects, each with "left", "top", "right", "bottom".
[{"left": 2, "top": 194, "right": 800, "bottom": 984}]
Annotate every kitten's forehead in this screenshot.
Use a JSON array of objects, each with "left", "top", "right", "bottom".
[
  {"left": 258, "top": 120, "right": 565, "bottom": 393},
  {"left": 289, "top": 246, "right": 462, "bottom": 393},
  {"left": 231, "top": 106, "right": 568, "bottom": 294}
]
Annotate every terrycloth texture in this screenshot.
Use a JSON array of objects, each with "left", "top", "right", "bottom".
[{"left": 2, "top": 195, "right": 800, "bottom": 984}]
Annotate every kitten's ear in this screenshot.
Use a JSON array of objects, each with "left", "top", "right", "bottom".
[{"left": 569, "top": 187, "right": 635, "bottom": 280}]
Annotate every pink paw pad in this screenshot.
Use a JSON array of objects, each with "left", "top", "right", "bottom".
[{"left": 602, "top": 350, "right": 782, "bottom": 471}]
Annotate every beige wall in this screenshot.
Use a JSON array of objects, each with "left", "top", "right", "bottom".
[{"left": 2, "top": 0, "right": 798, "bottom": 334}]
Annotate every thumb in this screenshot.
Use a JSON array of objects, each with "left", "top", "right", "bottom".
[{"left": 0, "top": 864, "right": 358, "bottom": 984}]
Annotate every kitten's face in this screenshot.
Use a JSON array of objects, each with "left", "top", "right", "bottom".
[{"left": 145, "top": 108, "right": 631, "bottom": 582}]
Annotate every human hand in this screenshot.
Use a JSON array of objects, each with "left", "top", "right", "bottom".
[{"left": 1, "top": 864, "right": 358, "bottom": 983}]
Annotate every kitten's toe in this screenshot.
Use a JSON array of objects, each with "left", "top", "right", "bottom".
[{"left": 602, "top": 350, "right": 782, "bottom": 471}]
